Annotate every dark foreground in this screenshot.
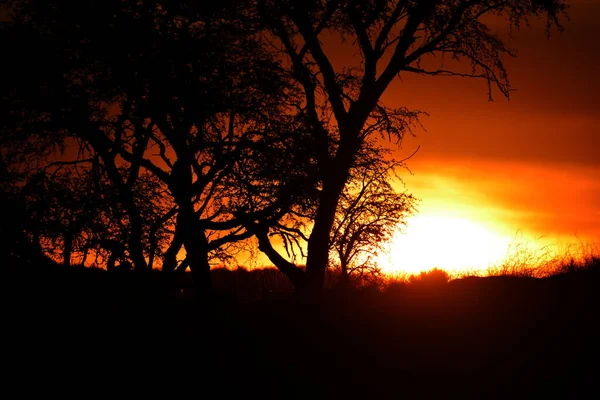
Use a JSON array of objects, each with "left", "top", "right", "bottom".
[{"left": 4, "top": 263, "right": 599, "bottom": 399}]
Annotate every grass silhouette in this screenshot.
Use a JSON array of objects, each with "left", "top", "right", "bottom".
[{"left": 3, "top": 245, "right": 599, "bottom": 399}]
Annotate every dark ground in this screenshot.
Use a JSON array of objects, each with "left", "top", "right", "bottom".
[{"left": 3, "top": 263, "right": 599, "bottom": 399}]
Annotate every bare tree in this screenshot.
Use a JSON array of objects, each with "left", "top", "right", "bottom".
[
  {"left": 330, "top": 144, "right": 417, "bottom": 287},
  {"left": 253, "top": 0, "right": 567, "bottom": 299}
]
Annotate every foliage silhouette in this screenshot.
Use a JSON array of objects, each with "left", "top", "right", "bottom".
[{"left": 408, "top": 267, "right": 451, "bottom": 286}]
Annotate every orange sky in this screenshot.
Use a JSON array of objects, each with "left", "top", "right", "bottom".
[
  {"left": 366, "top": 0, "right": 600, "bottom": 272},
  {"left": 241, "top": 1, "right": 600, "bottom": 272},
  {"left": 44, "top": 1, "right": 599, "bottom": 272}
]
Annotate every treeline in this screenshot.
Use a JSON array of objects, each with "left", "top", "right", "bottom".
[{"left": 0, "top": 0, "right": 567, "bottom": 301}]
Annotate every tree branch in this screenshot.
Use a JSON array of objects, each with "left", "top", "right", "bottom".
[{"left": 291, "top": 9, "right": 348, "bottom": 127}]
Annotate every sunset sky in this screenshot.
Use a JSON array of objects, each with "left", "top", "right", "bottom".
[
  {"left": 232, "top": 1, "right": 600, "bottom": 274},
  {"left": 11, "top": 1, "right": 595, "bottom": 273},
  {"left": 375, "top": 0, "right": 600, "bottom": 273}
]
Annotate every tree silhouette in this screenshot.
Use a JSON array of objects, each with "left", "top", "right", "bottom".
[
  {"left": 18, "top": 160, "right": 172, "bottom": 270},
  {"left": 0, "top": 173, "right": 48, "bottom": 265},
  {"left": 0, "top": 99, "right": 62, "bottom": 265},
  {"left": 330, "top": 144, "right": 417, "bottom": 287},
  {"left": 24, "top": 167, "right": 99, "bottom": 268},
  {"left": 253, "top": 0, "right": 567, "bottom": 299},
  {"left": 1, "top": 0, "right": 569, "bottom": 302},
  {"left": 237, "top": 138, "right": 417, "bottom": 290},
  {"left": 1, "top": 0, "right": 309, "bottom": 293}
]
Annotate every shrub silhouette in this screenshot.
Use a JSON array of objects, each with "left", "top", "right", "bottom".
[
  {"left": 408, "top": 268, "right": 450, "bottom": 286},
  {"left": 211, "top": 267, "right": 294, "bottom": 303}
]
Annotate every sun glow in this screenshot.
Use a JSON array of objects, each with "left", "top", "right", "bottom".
[{"left": 378, "top": 216, "right": 514, "bottom": 275}]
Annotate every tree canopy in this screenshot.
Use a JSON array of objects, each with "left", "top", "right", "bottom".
[{"left": 249, "top": 0, "right": 567, "bottom": 298}]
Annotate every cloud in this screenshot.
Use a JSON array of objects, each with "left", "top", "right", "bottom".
[{"left": 395, "top": 158, "right": 600, "bottom": 244}]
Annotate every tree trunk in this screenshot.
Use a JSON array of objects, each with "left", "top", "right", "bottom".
[
  {"left": 184, "top": 232, "right": 212, "bottom": 295},
  {"left": 162, "top": 227, "right": 183, "bottom": 273},
  {"left": 128, "top": 211, "right": 148, "bottom": 272},
  {"left": 63, "top": 232, "right": 73, "bottom": 268},
  {"left": 304, "top": 148, "right": 354, "bottom": 301},
  {"left": 147, "top": 226, "right": 158, "bottom": 270},
  {"left": 340, "top": 259, "right": 350, "bottom": 287},
  {"left": 304, "top": 192, "right": 338, "bottom": 301},
  {"left": 168, "top": 150, "right": 215, "bottom": 297},
  {"left": 160, "top": 230, "right": 184, "bottom": 303},
  {"left": 176, "top": 202, "right": 212, "bottom": 298}
]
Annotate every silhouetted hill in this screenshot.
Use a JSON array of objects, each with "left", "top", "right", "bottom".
[{"left": 3, "top": 261, "right": 599, "bottom": 399}]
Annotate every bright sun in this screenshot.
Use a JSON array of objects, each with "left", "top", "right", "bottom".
[{"left": 378, "top": 215, "right": 513, "bottom": 275}]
